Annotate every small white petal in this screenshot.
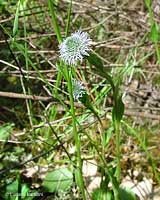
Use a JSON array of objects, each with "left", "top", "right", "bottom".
[
  {"left": 72, "top": 79, "right": 86, "bottom": 101},
  {"left": 59, "top": 30, "right": 92, "bottom": 65}
]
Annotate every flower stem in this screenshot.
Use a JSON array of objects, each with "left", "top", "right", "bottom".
[
  {"left": 64, "top": 65, "right": 86, "bottom": 200},
  {"left": 115, "top": 120, "right": 121, "bottom": 183}
]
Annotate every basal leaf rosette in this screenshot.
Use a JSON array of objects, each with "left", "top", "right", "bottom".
[{"left": 59, "top": 30, "right": 92, "bottom": 65}]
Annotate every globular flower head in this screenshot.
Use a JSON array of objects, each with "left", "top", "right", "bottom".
[
  {"left": 72, "top": 79, "right": 86, "bottom": 101},
  {"left": 59, "top": 30, "right": 92, "bottom": 65}
]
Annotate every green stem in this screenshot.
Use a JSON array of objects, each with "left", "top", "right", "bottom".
[
  {"left": 103, "top": 72, "right": 121, "bottom": 195},
  {"left": 65, "top": 0, "right": 72, "bottom": 37},
  {"left": 109, "top": 173, "right": 120, "bottom": 200},
  {"left": 113, "top": 80, "right": 121, "bottom": 184},
  {"left": 23, "top": 8, "right": 33, "bottom": 127},
  {"left": 114, "top": 190, "right": 120, "bottom": 200},
  {"left": 155, "top": 42, "right": 160, "bottom": 64},
  {"left": 48, "top": 0, "right": 62, "bottom": 43},
  {"left": 48, "top": 0, "right": 64, "bottom": 97},
  {"left": 146, "top": 1, "right": 160, "bottom": 64},
  {"left": 115, "top": 120, "right": 121, "bottom": 183},
  {"left": 64, "top": 65, "right": 86, "bottom": 200},
  {"left": 103, "top": 71, "right": 115, "bottom": 91}
]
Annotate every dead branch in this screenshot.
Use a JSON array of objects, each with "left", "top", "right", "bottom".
[{"left": 0, "top": 91, "right": 83, "bottom": 108}]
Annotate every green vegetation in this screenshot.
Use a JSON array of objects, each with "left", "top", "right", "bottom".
[{"left": 0, "top": 0, "right": 160, "bottom": 199}]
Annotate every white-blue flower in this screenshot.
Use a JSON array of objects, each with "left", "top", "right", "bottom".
[
  {"left": 59, "top": 30, "right": 92, "bottom": 65},
  {"left": 72, "top": 79, "right": 86, "bottom": 101}
]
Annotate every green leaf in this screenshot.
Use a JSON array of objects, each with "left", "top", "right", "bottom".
[
  {"left": 48, "top": 0, "right": 62, "bottom": 43},
  {"left": 80, "top": 92, "right": 90, "bottom": 107},
  {"left": 0, "top": 123, "right": 14, "bottom": 140},
  {"left": 87, "top": 53, "right": 114, "bottom": 88},
  {"left": 145, "top": 0, "right": 151, "bottom": 8},
  {"left": 150, "top": 23, "right": 159, "bottom": 43},
  {"left": 0, "top": 0, "right": 8, "bottom": 6},
  {"left": 106, "top": 191, "right": 113, "bottom": 200},
  {"left": 43, "top": 168, "right": 73, "bottom": 192},
  {"left": 104, "top": 127, "right": 114, "bottom": 147},
  {"left": 112, "top": 96, "right": 124, "bottom": 123},
  {"left": 13, "top": 1, "right": 20, "bottom": 37},
  {"left": 21, "top": 184, "right": 29, "bottom": 198},
  {"left": 117, "top": 96, "right": 125, "bottom": 122},
  {"left": 6, "top": 180, "right": 18, "bottom": 194},
  {"left": 13, "top": 0, "right": 27, "bottom": 37},
  {"left": 20, "top": 0, "right": 27, "bottom": 4},
  {"left": 122, "top": 121, "right": 136, "bottom": 136},
  {"left": 87, "top": 53, "right": 104, "bottom": 71},
  {"left": 119, "top": 187, "right": 136, "bottom": 200},
  {"left": 92, "top": 188, "right": 113, "bottom": 200}
]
